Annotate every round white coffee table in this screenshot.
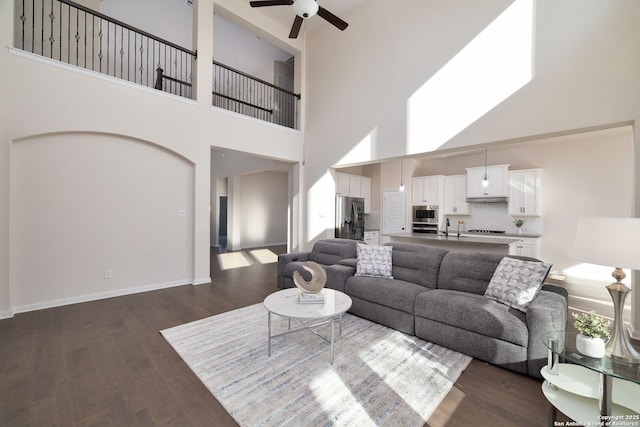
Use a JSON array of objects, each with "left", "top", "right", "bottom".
[{"left": 263, "top": 288, "right": 352, "bottom": 364}]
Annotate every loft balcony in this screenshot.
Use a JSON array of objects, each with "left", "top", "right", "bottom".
[{"left": 14, "top": 0, "right": 300, "bottom": 130}]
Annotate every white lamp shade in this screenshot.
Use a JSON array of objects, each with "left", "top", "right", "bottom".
[{"left": 571, "top": 217, "right": 640, "bottom": 271}]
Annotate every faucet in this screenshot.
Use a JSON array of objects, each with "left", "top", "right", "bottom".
[{"left": 445, "top": 218, "right": 450, "bottom": 237}]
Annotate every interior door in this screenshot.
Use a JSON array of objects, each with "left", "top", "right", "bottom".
[{"left": 383, "top": 190, "right": 406, "bottom": 244}]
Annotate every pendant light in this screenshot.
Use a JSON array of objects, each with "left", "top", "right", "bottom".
[
  {"left": 481, "top": 149, "right": 490, "bottom": 189},
  {"left": 399, "top": 159, "right": 405, "bottom": 192}
]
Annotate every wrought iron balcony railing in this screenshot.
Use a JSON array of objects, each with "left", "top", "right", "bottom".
[
  {"left": 16, "top": 0, "right": 195, "bottom": 98},
  {"left": 15, "top": 0, "right": 300, "bottom": 128},
  {"left": 212, "top": 60, "right": 300, "bottom": 130}
]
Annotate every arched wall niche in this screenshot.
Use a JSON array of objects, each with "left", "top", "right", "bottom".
[{"left": 10, "top": 130, "right": 195, "bottom": 311}]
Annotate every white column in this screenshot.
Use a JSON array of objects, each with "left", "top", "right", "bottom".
[
  {"left": 193, "top": 0, "right": 213, "bottom": 104},
  {"left": 227, "top": 175, "right": 242, "bottom": 251},
  {"left": 289, "top": 162, "right": 302, "bottom": 253},
  {"left": 193, "top": 145, "right": 212, "bottom": 285},
  {"left": 0, "top": 0, "right": 14, "bottom": 318},
  {"left": 191, "top": 0, "right": 213, "bottom": 285}
]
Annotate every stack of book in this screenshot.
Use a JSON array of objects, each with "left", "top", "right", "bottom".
[{"left": 298, "top": 291, "right": 325, "bottom": 304}]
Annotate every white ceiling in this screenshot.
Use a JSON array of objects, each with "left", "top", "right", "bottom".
[{"left": 246, "top": 0, "right": 367, "bottom": 37}]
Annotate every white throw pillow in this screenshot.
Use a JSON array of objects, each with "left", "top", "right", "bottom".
[
  {"left": 355, "top": 243, "right": 393, "bottom": 279},
  {"left": 484, "top": 257, "right": 551, "bottom": 312}
]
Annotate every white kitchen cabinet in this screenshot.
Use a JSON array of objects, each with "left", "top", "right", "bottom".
[
  {"left": 443, "top": 174, "right": 469, "bottom": 215},
  {"left": 411, "top": 178, "right": 424, "bottom": 205},
  {"left": 335, "top": 172, "right": 372, "bottom": 213},
  {"left": 336, "top": 172, "right": 350, "bottom": 196},
  {"left": 509, "top": 237, "right": 541, "bottom": 259},
  {"left": 509, "top": 169, "right": 542, "bottom": 216},
  {"left": 411, "top": 175, "right": 443, "bottom": 206},
  {"left": 364, "top": 230, "right": 379, "bottom": 245},
  {"left": 466, "top": 164, "right": 509, "bottom": 198},
  {"left": 349, "top": 175, "right": 361, "bottom": 197}
]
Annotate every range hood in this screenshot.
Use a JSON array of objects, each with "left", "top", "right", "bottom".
[{"left": 466, "top": 196, "right": 508, "bottom": 203}]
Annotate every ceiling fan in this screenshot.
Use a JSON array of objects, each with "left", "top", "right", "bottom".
[{"left": 249, "top": 0, "right": 349, "bottom": 39}]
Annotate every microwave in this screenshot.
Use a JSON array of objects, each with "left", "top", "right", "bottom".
[{"left": 413, "top": 205, "right": 438, "bottom": 224}]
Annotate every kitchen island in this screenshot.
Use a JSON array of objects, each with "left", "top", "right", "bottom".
[{"left": 384, "top": 232, "right": 521, "bottom": 255}]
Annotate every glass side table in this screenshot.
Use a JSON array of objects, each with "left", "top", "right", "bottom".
[{"left": 542, "top": 331, "right": 640, "bottom": 426}]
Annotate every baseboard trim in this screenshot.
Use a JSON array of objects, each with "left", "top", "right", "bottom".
[
  {"left": 241, "top": 241, "right": 287, "bottom": 250},
  {"left": 193, "top": 277, "right": 212, "bottom": 286},
  {"left": 0, "top": 309, "right": 14, "bottom": 320},
  {"left": 11, "top": 279, "right": 192, "bottom": 315},
  {"left": 211, "top": 242, "right": 287, "bottom": 250}
]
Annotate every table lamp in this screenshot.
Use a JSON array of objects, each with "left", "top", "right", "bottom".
[{"left": 571, "top": 217, "right": 640, "bottom": 365}]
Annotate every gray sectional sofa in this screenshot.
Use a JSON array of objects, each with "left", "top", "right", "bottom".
[{"left": 276, "top": 239, "right": 568, "bottom": 379}]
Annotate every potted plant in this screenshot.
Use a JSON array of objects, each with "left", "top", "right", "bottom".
[
  {"left": 572, "top": 311, "right": 611, "bottom": 358},
  {"left": 513, "top": 219, "right": 525, "bottom": 234}
]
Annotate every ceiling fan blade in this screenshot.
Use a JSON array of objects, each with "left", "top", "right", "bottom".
[
  {"left": 249, "top": 0, "right": 293, "bottom": 7},
  {"left": 317, "top": 6, "right": 348, "bottom": 31},
  {"left": 289, "top": 15, "right": 304, "bottom": 38}
]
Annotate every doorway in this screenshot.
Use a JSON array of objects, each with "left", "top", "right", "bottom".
[{"left": 219, "top": 196, "right": 228, "bottom": 250}]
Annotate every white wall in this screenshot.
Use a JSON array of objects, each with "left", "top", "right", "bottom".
[
  {"left": 213, "top": 14, "right": 291, "bottom": 79},
  {"left": 302, "top": 0, "right": 640, "bottom": 247},
  {"left": 384, "top": 127, "right": 634, "bottom": 320},
  {"left": 4, "top": 0, "right": 640, "bottom": 332},
  {"left": 211, "top": 148, "right": 290, "bottom": 178},
  {"left": 303, "top": 0, "right": 640, "bottom": 336},
  {"left": 100, "top": 0, "right": 293, "bottom": 78},
  {"left": 239, "top": 171, "right": 288, "bottom": 248},
  {"left": 0, "top": 0, "right": 304, "bottom": 316},
  {"left": 0, "top": 0, "right": 11, "bottom": 318},
  {"left": 10, "top": 132, "right": 194, "bottom": 311},
  {"left": 210, "top": 149, "right": 290, "bottom": 248},
  {"left": 403, "top": 127, "right": 633, "bottom": 279},
  {"left": 100, "top": 0, "right": 194, "bottom": 50}
]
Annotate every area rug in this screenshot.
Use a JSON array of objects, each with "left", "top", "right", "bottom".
[{"left": 160, "top": 303, "right": 471, "bottom": 427}]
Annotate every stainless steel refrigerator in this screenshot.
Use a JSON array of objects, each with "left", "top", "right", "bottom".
[{"left": 335, "top": 196, "right": 365, "bottom": 240}]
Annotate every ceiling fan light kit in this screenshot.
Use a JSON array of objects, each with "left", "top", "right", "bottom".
[
  {"left": 249, "top": 0, "right": 348, "bottom": 39},
  {"left": 294, "top": 0, "right": 319, "bottom": 18}
]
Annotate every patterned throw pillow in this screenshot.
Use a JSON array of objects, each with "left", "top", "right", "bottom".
[
  {"left": 484, "top": 257, "right": 551, "bottom": 312},
  {"left": 355, "top": 243, "right": 393, "bottom": 279}
]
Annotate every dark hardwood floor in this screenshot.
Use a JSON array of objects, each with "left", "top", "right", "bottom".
[{"left": 1, "top": 245, "right": 569, "bottom": 426}]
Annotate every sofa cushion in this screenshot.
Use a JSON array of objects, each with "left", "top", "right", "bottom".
[
  {"left": 384, "top": 243, "right": 448, "bottom": 288},
  {"left": 355, "top": 243, "right": 393, "bottom": 278},
  {"left": 485, "top": 257, "right": 551, "bottom": 312},
  {"left": 437, "top": 252, "right": 513, "bottom": 295},
  {"left": 345, "top": 276, "right": 430, "bottom": 314},
  {"left": 414, "top": 289, "right": 528, "bottom": 347},
  {"left": 308, "top": 238, "right": 358, "bottom": 266}
]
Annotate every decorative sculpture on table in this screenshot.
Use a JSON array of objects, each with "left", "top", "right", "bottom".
[{"left": 293, "top": 261, "right": 327, "bottom": 294}]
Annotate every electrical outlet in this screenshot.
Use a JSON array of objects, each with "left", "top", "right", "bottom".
[
  {"left": 104, "top": 269, "right": 112, "bottom": 279},
  {"left": 178, "top": 209, "right": 187, "bottom": 218}
]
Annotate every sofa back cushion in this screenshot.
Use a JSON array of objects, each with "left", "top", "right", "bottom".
[
  {"left": 437, "top": 252, "right": 541, "bottom": 295},
  {"left": 309, "top": 238, "right": 358, "bottom": 266},
  {"left": 384, "top": 243, "right": 449, "bottom": 288}
]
